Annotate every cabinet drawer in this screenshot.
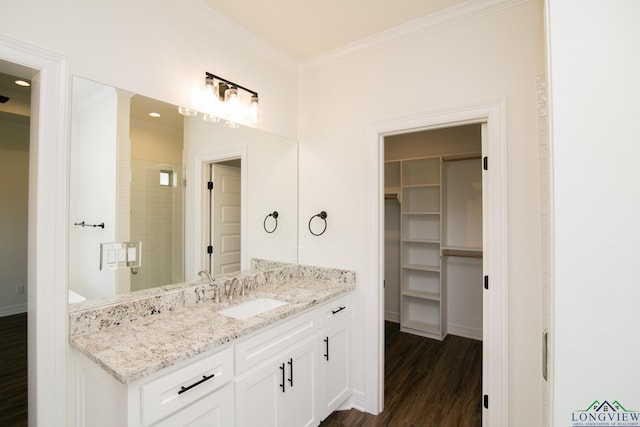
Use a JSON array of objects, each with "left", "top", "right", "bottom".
[
  {"left": 235, "top": 310, "right": 316, "bottom": 374},
  {"left": 317, "top": 294, "right": 352, "bottom": 328},
  {"left": 141, "top": 347, "right": 233, "bottom": 426}
]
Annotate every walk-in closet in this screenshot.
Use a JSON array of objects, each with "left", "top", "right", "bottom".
[{"left": 384, "top": 124, "right": 483, "bottom": 341}]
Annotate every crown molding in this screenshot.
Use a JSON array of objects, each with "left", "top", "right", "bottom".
[{"left": 299, "top": 0, "right": 527, "bottom": 70}]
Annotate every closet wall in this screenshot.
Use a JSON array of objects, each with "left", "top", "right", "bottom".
[{"left": 384, "top": 124, "right": 483, "bottom": 340}]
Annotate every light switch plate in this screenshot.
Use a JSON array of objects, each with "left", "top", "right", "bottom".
[{"left": 100, "top": 241, "right": 142, "bottom": 270}]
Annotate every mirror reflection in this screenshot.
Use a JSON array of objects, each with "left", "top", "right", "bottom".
[{"left": 68, "top": 76, "right": 298, "bottom": 304}]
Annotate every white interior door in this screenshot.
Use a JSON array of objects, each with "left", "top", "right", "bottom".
[{"left": 210, "top": 162, "right": 241, "bottom": 275}]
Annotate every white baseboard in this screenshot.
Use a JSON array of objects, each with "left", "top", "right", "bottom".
[
  {"left": 350, "top": 389, "right": 367, "bottom": 412},
  {"left": 447, "top": 322, "right": 483, "bottom": 341},
  {"left": 384, "top": 310, "right": 400, "bottom": 323},
  {"left": 0, "top": 303, "right": 27, "bottom": 317}
]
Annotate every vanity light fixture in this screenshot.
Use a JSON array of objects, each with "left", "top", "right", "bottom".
[
  {"left": 178, "top": 106, "right": 197, "bottom": 116},
  {"left": 178, "top": 72, "right": 260, "bottom": 128}
]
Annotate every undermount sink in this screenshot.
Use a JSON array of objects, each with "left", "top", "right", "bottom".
[{"left": 218, "top": 298, "right": 288, "bottom": 320}]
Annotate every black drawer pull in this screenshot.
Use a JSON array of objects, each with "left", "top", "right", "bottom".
[
  {"left": 178, "top": 373, "right": 215, "bottom": 395},
  {"left": 287, "top": 358, "right": 293, "bottom": 387},
  {"left": 324, "top": 337, "right": 329, "bottom": 361},
  {"left": 331, "top": 306, "right": 346, "bottom": 315},
  {"left": 280, "top": 363, "right": 286, "bottom": 392}
]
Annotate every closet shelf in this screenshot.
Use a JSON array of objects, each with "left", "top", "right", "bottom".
[
  {"left": 401, "top": 211, "right": 440, "bottom": 215},
  {"left": 402, "top": 238, "right": 440, "bottom": 244},
  {"left": 402, "top": 290, "right": 440, "bottom": 301},
  {"left": 441, "top": 153, "right": 482, "bottom": 163},
  {"left": 402, "top": 183, "right": 440, "bottom": 189},
  {"left": 402, "top": 263, "right": 440, "bottom": 273},
  {"left": 441, "top": 246, "right": 483, "bottom": 259}
]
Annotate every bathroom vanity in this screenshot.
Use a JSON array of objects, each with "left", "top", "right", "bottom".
[{"left": 69, "top": 263, "right": 354, "bottom": 427}]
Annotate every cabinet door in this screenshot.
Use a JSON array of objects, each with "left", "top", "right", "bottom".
[
  {"left": 234, "top": 337, "right": 318, "bottom": 427},
  {"left": 153, "top": 383, "right": 233, "bottom": 427},
  {"left": 280, "top": 337, "right": 318, "bottom": 427},
  {"left": 234, "top": 360, "right": 280, "bottom": 427},
  {"left": 320, "top": 320, "right": 350, "bottom": 420}
]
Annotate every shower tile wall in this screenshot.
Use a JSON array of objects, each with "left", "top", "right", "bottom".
[{"left": 130, "top": 159, "right": 184, "bottom": 292}]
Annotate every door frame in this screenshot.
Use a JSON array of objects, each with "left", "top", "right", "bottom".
[
  {"left": 187, "top": 146, "right": 247, "bottom": 280},
  {"left": 207, "top": 161, "right": 242, "bottom": 275},
  {"left": 0, "top": 36, "right": 70, "bottom": 425},
  {"left": 367, "top": 98, "right": 509, "bottom": 425}
]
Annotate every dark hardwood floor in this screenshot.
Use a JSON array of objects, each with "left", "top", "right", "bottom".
[
  {"left": 0, "top": 312, "right": 28, "bottom": 427},
  {"left": 321, "top": 321, "right": 482, "bottom": 427}
]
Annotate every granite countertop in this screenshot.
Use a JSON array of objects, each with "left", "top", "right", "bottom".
[{"left": 69, "top": 264, "right": 354, "bottom": 384}]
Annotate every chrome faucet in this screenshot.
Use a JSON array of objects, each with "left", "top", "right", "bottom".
[
  {"left": 198, "top": 270, "right": 221, "bottom": 303},
  {"left": 198, "top": 269, "right": 213, "bottom": 283},
  {"left": 228, "top": 276, "right": 245, "bottom": 301}
]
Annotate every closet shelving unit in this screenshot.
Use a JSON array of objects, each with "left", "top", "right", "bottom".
[
  {"left": 386, "top": 152, "right": 482, "bottom": 340},
  {"left": 386, "top": 156, "right": 443, "bottom": 339}
]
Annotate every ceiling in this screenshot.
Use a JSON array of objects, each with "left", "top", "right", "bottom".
[{"left": 202, "top": 0, "right": 468, "bottom": 60}]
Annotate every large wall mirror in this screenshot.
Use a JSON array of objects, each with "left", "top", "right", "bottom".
[{"left": 68, "top": 76, "right": 298, "bottom": 304}]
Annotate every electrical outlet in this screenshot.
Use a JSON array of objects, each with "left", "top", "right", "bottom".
[{"left": 15, "top": 284, "right": 25, "bottom": 295}]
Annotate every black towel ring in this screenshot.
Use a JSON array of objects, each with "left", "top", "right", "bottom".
[
  {"left": 308, "top": 211, "right": 328, "bottom": 236},
  {"left": 263, "top": 211, "right": 279, "bottom": 233}
]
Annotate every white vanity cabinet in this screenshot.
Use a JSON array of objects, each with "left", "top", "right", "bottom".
[
  {"left": 318, "top": 295, "right": 352, "bottom": 421},
  {"left": 73, "top": 293, "right": 353, "bottom": 427},
  {"left": 234, "top": 309, "right": 319, "bottom": 427},
  {"left": 74, "top": 346, "right": 234, "bottom": 427}
]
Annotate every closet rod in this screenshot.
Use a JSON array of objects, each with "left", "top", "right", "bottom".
[
  {"left": 442, "top": 155, "right": 482, "bottom": 163},
  {"left": 385, "top": 193, "right": 399, "bottom": 200},
  {"left": 442, "top": 251, "right": 483, "bottom": 259}
]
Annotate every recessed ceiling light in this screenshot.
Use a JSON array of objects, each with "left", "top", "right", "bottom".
[
  {"left": 14, "top": 80, "right": 30, "bottom": 87},
  {"left": 149, "top": 112, "right": 161, "bottom": 118}
]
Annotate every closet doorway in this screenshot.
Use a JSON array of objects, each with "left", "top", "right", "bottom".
[
  {"left": 383, "top": 124, "right": 484, "bottom": 423},
  {"left": 371, "top": 99, "right": 508, "bottom": 424}
]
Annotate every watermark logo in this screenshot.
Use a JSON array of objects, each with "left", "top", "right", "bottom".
[{"left": 572, "top": 400, "right": 640, "bottom": 426}]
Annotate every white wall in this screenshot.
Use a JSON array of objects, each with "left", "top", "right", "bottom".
[
  {"left": 68, "top": 80, "right": 118, "bottom": 300},
  {"left": 0, "top": 114, "right": 29, "bottom": 315},
  {"left": 547, "top": 0, "right": 640, "bottom": 423},
  {"left": 298, "top": 0, "right": 545, "bottom": 422}
]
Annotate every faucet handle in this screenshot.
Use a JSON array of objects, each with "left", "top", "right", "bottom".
[{"left": 213, "top": 284, "right": 220, "bottom": 304}]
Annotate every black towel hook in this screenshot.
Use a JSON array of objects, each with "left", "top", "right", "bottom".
[
  {"left": 264, "top": 211, "right": 279, "bottom": 233},
  {"left": 308, "top": 211, "right": 328, "bottom": 236}
]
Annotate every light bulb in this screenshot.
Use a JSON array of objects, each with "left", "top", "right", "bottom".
[
  {"left": 224, "top": 87, "right": 241, "bottom": 122},
  {"left": 178, "top": 106, "right": 197, "bottom": 116},
  {"left": 250, "top": 94, "right": 260, "bottom": 123},
  {"left": 203, "top": 113, "right": 220, "bottom": 123}
]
